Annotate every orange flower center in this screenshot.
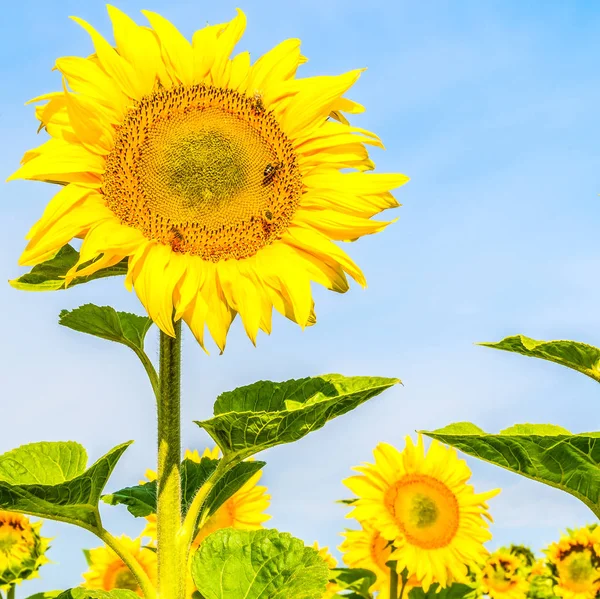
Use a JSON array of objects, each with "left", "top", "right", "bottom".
[
  {"left": 387, "top": 474, "right": 459, "bottom": 549},
  {"left": 103, "top": 84, "right": 302, "bottom": 261}
]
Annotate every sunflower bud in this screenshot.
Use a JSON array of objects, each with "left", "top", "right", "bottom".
[{"left": 0, "top": 511, "right": 50, "bottom": 589}]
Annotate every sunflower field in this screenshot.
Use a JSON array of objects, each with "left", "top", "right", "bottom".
[{"left": 1, "top": 3, "right": 598, "bottom": 599}]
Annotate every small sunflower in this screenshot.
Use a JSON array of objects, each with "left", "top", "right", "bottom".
[
  {"left": 546, "top": 526, "right": 600, "bottom": 599},
  {"left": 479, "top": 550, "right": 530, "bottom": 599},
  {"left": 343, "top": 434, "right": 500, "bottom": 591},
  {"left": 9, "top": 6, "right": 407, "bottom": 351},
  {"left": 82, "top": 535, "right": 157, "bottom": 596},
  {"left": 142, "top": 447, "right": 270, "bottom": 544},
  {"left": 339, "top": 523, "right": 392, "bottom": 594},
  {"left": 0, "top": 511, "right": 50, "bottom": 589},
  {"left": 313, "top": 543, "right": 342, "bottom": 599}
]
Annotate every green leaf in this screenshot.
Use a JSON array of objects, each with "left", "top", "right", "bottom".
[
  {"left": 422, "top": 423, "right": 600, "bottom": 518},
  {"left": 10, "top": 245, "right": 128, "bottom": 292},
  {"left": 25, "top": 592, "right": 63, "bottom": 599},
  {"left": 56, "top": 590, "right": 139, "bottom": 599},
  {"left": 479, "top": 335, "right": 600, "bottom": 383},
  {"left": 59, "top": 304, "right": 152, "bottom": 353},
  {"left": 330, "top": 568, "right": 376, "bottom": 598},
  {"left": 196, "top": 375, "right": 400, "bottom": 460},
  {"left": 408, "top": 583, "right": 477, "bottom": 599},
  {"left": 192, "top": 529, "right": 329, "bottom": 599},
  {"left": 103, "top": 458, "right": 264, "bottom": 526},
  {"left": 0, "top": 441, "right": 131, "bottom": 530}
]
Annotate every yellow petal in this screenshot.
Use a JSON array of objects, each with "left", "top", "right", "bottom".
[
  {"left": 281, "top": 69, "right": 363, "bottom": 137},
  {"left": 70, "top": 16, "right": 141, "bottom": 99},
  {"left": 284, "top": 225, "right": 366, "bottom": 287},
  {"left": 107, "top": 5, "right": 167, "bottom": 95},
  {"left": 210, "top": 9, "right": 246, "bottom": 87},
  {"left": 303, "top": 171, "right": 410, "bottom": 194},
  {"left": 142, "top": 11, "right": 194, "bottom": 86}
]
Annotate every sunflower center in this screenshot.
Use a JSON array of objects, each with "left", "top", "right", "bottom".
[
  {"left": 559, "top": 550, "right": 598, "bottom": 592},
  {"left": 389, "top": 474, "right": 459, "bottom": 549},
  {"left": 103, "top": 84, "right": 302, "bottom": 261},
  {"left": 112, "top": 567, "right": 140, "bottom": 592},
  {"left": 485, "top": 559, "right": 519, "bottom": 593}
]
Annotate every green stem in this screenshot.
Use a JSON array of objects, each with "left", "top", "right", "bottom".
[
  {"left": 97, "top": 528, "right": 156, "bottom": 599},
  {"left": 178, "top": 457, "right": 232, "bottom": 563},
  {"left": 398, "top": 577, "right": 408, "bottom": 599},
  {"left": 134, "top": 347, "right": 160, "bottom": 401},
  {"left": 157, "top": 322, "right": 184, "bottom": 599},
  {"left": 389, "top": 566, "right": 399, "bottom": 599},
  {"left": 6, "top": 585, "right": 14, "bottom": 599}
]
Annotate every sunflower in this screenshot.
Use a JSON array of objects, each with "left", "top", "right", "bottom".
[
  {"left": 343, "top": 434, "right": 500, "bottom": 591},
  {"left": 9, "top": 7, "right": 407, "bottom": 351},
  {"left": 142, "top": 447, "right": 270, "bottom": 544},
  {"left": 479, "top": 550, "right": 530, "bottom": 599},
  {"left": 546, "top": 526, "right": 600, "bottom": 599},
  {"left": 339, "top": 523, "right": 392, "bottom": 594},
  {"left": 0, "top": 512, "right": 50, "bottom": 589},
  {"left": 82, "top": 535, "right": 157, "bottom": 596}
]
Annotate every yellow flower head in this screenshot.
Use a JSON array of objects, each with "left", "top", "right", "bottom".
[
  {"left": 9, "top": 7, "right": 408, "bottom": 351},
  {"left": 143, "top": 447, "right": 270, "bottom": 544},
  {"left": 312, "top": 543, "right": 340, "bottom": 599},
  {"left": 0, "top": 511, "right": 50, "bottom": 589},
  {"left": 343, "top": 434, "right": 500, "bottom": 591},
  {"left": 339, "top": 523, "right": 392, "bottom": 594},
  {"left": 480, "top": 550, "right": 530, "bottom": 599},
  {"left": 82, "top": 535, "right": 157, "bottom": 596},
  {"left": 546, "top": 526, "right": 600, "bottom": 599}
]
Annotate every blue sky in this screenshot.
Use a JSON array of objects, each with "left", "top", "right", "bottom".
[{"left": 1, "top": 0, "right": 599, "bottom": 593}]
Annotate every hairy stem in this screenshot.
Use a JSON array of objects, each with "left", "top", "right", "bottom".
[
  {"left": 97, "top": 529, "right": 156, "bottom": 599},
  {"left": 157, "top": 322, "right": 184, "bottom": 599},
  {"left": 389, "top": 566, "right": 399, "bottom": 599}
]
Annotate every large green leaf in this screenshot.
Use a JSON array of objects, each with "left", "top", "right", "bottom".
[
  {"left": 330, "top": 568, "right": 376, "bottom": 598},
  {"left": 59, "top": 305, "right": 153, "bottom": 354},
  {"left": 10, "top": 245, "right": 127, "bottom": 292},
  {"left": 192, "top": 529, "right": 328, "bottom": 599},
  {"left": 408, "top": 583, "right": 477, "bottom": 599},
  {"left": 422, "top": 423, "right": 600, "bottom": 518},
  {"left": 196, "top": 375, "right": 399, "bottom": 460},
  {"left": 480, "top": 335, "right": 600, "bottom": 383},
  {"left": 0, "top": 441, "right": 131, "bottom": 530},
  {"left": 103, "top": 458, "right": 264, "bottom": 526},
  {"left": 56, "top": 590, "right": 139, "bottom": 599}
]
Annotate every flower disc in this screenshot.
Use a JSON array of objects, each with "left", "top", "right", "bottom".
[
  {"left": 343, "top": 435, "right": 500, "bottom": 591},
  {"left": 9, "top": 7, "right": 408, "bottom": 350},
  {"left": 547, "top": 526, "right": 600, "bottom": 599},
  {"left": 480, "top": 551, "right": 530, "bottom": 599}
]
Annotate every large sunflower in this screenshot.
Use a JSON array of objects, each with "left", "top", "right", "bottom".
[
  {"left": 547, "top": 526, "right": 600, "bottom": 599},
  {"left": 479, "top": 550, "right": 530, "bottom": 599},
  {"left": 8, "top": 7, "right": 407, "bottom": 351},
  {"left": 142, "top": 447, "right": 270, "bottom": 544},
  {"left": 339, "top": 523, "right": 392, "bottom": 594},
  {"left": 0, "top": 512, "right": 50, "bottom": 589},
  {"left": 82, "top": 535, "right": 157, "bottom": 596},
  {"left": 343, "top": 435, "right": 500, "bottom": 591}
]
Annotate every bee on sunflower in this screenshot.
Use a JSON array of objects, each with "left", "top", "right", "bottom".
[
  {"left": 8, "top": 6, "right": 407, "bottom": 352},
  {"left": 343, "top": 434, "right": 500, "bottom": 592},
  {"left": 546, "top": 525, "right": 600, "bottom": 599}
]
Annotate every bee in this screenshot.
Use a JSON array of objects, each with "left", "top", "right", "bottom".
[
  {"left": 252, "top": 91, "right": 265, "bottom": 113},
  {"left": 168, "top": 226, "right": 184, "bottom": 252},
  {"left": 263, "top": 161, "right": 282, "bottom": 186}
]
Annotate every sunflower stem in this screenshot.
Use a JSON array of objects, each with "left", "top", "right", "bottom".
[
  {"left": 157, "top": 321, "right": 185, "bottom": 599},
  {"left": 97, "top": 528, "right": 156, "bottom": 599},
  {"left": 6, "top": 585, "right": 14, "bottom": 599},
  {"left": 389, "top": 566, "right": 399, "bottom": 599},
  {"left": 398, "top": 576, "right": 408, "bottom": 599}
]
